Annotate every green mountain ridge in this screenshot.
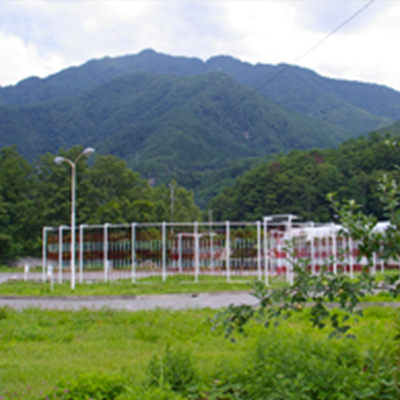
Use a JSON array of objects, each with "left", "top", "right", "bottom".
[
  {"left": 2, "top": 49, "right": 400, "bottom": 207},
  {"left": 0, "top": 71, "right": 343, "bottom": 169},
  {"left": 1, "top": 49, "right": 397, "bottom": 136}
]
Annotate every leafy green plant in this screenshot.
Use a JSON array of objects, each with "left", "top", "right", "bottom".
[
  {"left": 146, "top": 346, "right": 198, "bottom": 395},
  {"left": 39, "top": 372, "right": 128, "bottom": 400},
  {"left": 214, "top": 245, "right": 375, "bottom": 341}
]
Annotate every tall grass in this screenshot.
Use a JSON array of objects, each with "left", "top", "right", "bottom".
[{"left": 0, "top": 306, "right": 399, "bottom": 399}]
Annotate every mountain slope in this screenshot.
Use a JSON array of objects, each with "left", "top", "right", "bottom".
[
  {"left": 1, "top": 49, "right": 398, "bottom": 137},
  {"left": 2, "top": 50, "right": 400, "bottom": 207},
  {"left": 0, "top": 71, "right": 345, "bottom": 169}
]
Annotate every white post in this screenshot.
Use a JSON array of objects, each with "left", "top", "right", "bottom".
[
  {"left": 79, "top": 224, "right": 85, "bottom": 284},
  {"left": 131, "top": 223, "right": 136, "bottom": 283},
  {"left": 42, "top": 227, "right": 48, "bottom": 283},
  {"left": 194, "top": 221, "right": 199, "bottom": 283},
  {"left": 210, "top": 227, "right": 214, "bottom": 274},
  {"left": 162, "top": 221, "right": 167, "bottom": 282},
  {"left": 332, "top": 226, "right": 337, "bottom": 275},
  {"left": 257, "top": 221, "right": 262, "bottom": 281},
  {"left": 263, "top": 218, "right": 269, "bottom": 286},
  {"left": 48, "top": 265, "right": 54, "bottom": 292},
  {"left": 58, "top": 225, "right": 64, "bottom": 284},
  {"left": 178, "top": 234, "right": 183, "bottom": 273},
  {"left": 70, "top": 162, "right": 76, "bottom": 290},
  {"left": 226, "top": 221, "right": 230, "bottom": 282},
  {"left": 310, "top": 222, "right": 315, "bottom": 275},
  {"left": 372, "top": 252, "right": 377, "bottom": 275},
  {"left": 24, "top": 264, "right": 29, "bottom": 282},
  {"left": 287, "top": 216, "right": 294, "bottom": 285},
  {"left": 104, "top": 223, "right": 109, "bottom": 283},
  {"left": 348, "top": 237, "right": 354, "bottom": 279}
]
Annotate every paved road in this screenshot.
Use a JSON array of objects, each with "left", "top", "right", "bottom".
[
  {"left": 0, "top": 292, "right": 258, "bottom": 311},
  {"left": 0, "top": 271, "right": 258, "bottom": 311}
]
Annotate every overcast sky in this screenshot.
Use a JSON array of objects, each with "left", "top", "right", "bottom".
[{"left": 1, "top": 0, "right": 399, "bottom": 91}]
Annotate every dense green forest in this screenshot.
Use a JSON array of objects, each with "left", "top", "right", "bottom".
[
  {"left": 0, "top": 146, "right": 200, "bottom": 262},
  {"left": 209, "top": 131, "right": 400, "bottom": 222},
  {"left": 2, "top": 131, "right": 400, "bottom": 262},
  {"left": 3, "top": 50, "right": 400, "bottom": 261},
  {"left": 0, "top": 71, "right": 345, "bottom": 207},
  {"left": 2, "top": 50, "right": 400, "bottom": 206}
]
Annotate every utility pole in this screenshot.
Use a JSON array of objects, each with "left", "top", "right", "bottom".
[{"left": 169, "top": 183, "right": 175, "bottom": 223}]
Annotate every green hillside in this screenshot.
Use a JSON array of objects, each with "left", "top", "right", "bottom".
[
  {"left": 2, "top": 50, "right": 400, "bottom": 207},
  {"left": 204, "top": 56, "right": 396, "bottom": 135},
  {"left": 1, "top": 49, "right": 397, "bottom": 137},
  {"left": 0, "top": 71, "right": 348, "bottom": 206},
  {"left": 209, "top": 131, "right": 400, "bottom": 221}
]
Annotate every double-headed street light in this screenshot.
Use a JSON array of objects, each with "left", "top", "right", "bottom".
[{"left": 54, "top": 147, "right": 95, "bottom": 290}]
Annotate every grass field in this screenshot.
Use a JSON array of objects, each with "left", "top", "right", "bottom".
[
  {"left": 1, "top": 269, "right": 400, "bottom": 398},
  {"left": 0, "top": 274, "right": 281, "bottom": 296},
  {"left": 1, "top": 274, "right": 399, "bottom": 302},
  {"left": 0, "top": 306, "right": 399, "bottom": 399}
]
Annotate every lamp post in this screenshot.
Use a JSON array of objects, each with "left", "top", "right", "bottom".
[{"left": 54, "top": 147, "right": 95, "bottom": 290}]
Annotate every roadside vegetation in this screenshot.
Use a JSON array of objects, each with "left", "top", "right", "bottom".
[
  {"left": 0, "top": 306, "right": 399, "bottom": 399},
  {"left": 0, "top": 275, "right": 256, "bottom": 296}
]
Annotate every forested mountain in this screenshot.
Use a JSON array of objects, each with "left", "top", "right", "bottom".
[
  {"left": 2, "top": 49, "right": 400, "bottom": 207},
  {"left": 209, "top": 132, "right": 400, "bottom": 222},
  {"left": 0, "top": 70, "right": 347, "bottom": 206},
  {"left": 1, "top": 49, "right": 398, "bottom": 135}
]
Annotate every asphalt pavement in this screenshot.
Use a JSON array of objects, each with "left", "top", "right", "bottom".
[
  {"left": 0, "top": 292, "right": 258, "bottom": 311},
  {"left": 0, "top": 271, "right": 258, "bottom": 310},
  {"left": 2, "top": 272, "right": 399, "bottom": 312}
]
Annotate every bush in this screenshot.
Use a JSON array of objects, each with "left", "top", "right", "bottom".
[
  {"left": 211, "top": 329, "right": 400, "bottom": 400},
  {"left": 240, "top": 334, "right": 362, "bottom": 399},
  {"left": 146, "top": 346, "right": 198, "bottom": 395},
  {"left": 40, "top": 372, "right": 128, "bottom": 400}
]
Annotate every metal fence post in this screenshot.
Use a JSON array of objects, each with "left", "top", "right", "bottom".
[
  {"left": 225, "top": 221, "right": 230, "bottom": 282},
  {"left": 58, "top": 225, "right": 63, "bottom": 284},
  {"left": 104, "top": 223, "right": 109, "bottom": 283},
  {"left": 79, "top": 224, "right": 85, "bottom": 284},
  {"left": 257, "top": 221, "right": 261, "bottom": 281},
  {"left": 42, "top": 227, "right": 48, "bottom": 283},
  {"left": 162, "top": 221, "right": 167, "bottom": 282},
  {"left": 131, "top": 223, "right": 136, "bottom": 283},
  {"left": 194, "top": 221, "right": 199, "bottom": 282}
]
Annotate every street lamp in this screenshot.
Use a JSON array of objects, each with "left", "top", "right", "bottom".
[{"left": 54, "top": 147, "right": 95, "bottom": 289}]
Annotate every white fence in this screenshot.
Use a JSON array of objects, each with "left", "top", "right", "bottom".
[{"left": 42, "top": 215, "right": 393, "bottom": 285}]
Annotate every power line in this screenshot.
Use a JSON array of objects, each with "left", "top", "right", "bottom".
[{"left": 231, "top": 0, "right": 377, "bottom": 110}]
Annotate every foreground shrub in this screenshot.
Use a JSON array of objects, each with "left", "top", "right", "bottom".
[
  {"left": 240, "top": 334, "right": 362, "bottom": 399},
  {"left": 39, "top": 372, "right": 127, "bottom": 400},
  {"left": 146, "top": 346, "right": 198, "bottom": 395},
  {"left": 210, "top": 329, "right": 400, "bottom": 400}
]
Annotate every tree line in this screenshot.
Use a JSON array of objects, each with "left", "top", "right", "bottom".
[
  {"left": 2, "top": 131, "right": 399, "bottom": 262},
  {"left": 0, "top": 145, "right": 200, "bottom": 262},
  {"left": 209, "top": 132, "right": 400, "bottom": 222}
]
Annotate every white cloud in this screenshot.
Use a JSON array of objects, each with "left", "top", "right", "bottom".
[
  {"left": 0, "top": 30, "right": 66, "bottom": 86},
  {"left": 295, "top": 1, "right": 400, "bottom": 89}
]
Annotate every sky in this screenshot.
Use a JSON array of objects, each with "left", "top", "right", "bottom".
[{"left": 1, "top": 0, "right": 399, "bottom": 91}]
